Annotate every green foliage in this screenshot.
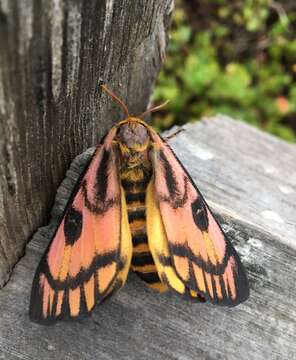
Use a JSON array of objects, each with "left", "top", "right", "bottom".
[{"left": 153, "top": 1, "right": 296, "bottom": 142}]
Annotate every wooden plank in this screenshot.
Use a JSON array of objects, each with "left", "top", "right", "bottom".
[{"left": 1, "top": 116, "right": 296, "bottom": 360}]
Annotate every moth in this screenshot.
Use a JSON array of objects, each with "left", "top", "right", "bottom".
[{"left": 30, "top": 85, "right": 249, "bottom": 324}]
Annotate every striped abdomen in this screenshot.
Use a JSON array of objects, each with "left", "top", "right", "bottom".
[{"left": 121, "top": 172, "right": 167, "bottom": 292}]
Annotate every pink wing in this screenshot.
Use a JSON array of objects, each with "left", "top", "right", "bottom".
[
  {"left": 30, "top": 127, "right": 132, "bottom": 323},
  {"left": 148, "top": 130, "right": 249, "bottom": 306}
]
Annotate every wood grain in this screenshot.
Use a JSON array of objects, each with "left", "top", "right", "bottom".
[
  {"left": 1, "top": 116, "right": 295, "bottom": 359},
  {"left": 0, "top": 0, "right": 174, "bottom": 286}
]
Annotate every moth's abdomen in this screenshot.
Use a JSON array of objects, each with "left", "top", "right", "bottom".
[{"left": 121, "top": 172, "right": 167, "bottom": 292}]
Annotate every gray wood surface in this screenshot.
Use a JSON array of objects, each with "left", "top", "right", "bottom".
[
  {"left": 1, "top": 116, "right": 296, "bottom": 360},
  {"left": 0, "top": 0, "right": 173, "bottom": 286}
]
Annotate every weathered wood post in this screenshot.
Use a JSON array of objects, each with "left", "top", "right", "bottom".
[{"left": 0, "top": 0, "right": 174, "bottom": 286}]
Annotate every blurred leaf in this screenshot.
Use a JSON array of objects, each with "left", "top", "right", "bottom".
[{"left": 153, "top": 0, "right": 296, "bottom": 142}]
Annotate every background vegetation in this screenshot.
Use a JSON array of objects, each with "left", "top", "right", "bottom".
[{"left": 153, "top": 0, "right": 296, "bottom": 142}]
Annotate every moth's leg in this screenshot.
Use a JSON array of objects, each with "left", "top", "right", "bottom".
[{"left": 165, "top": 128, "right": 185, "bottom": 141}]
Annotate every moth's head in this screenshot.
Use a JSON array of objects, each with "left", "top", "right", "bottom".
[
  {"left": 100, "top": 83, "right": 169, "bottom": 153},
  {"left": 116, "top": 118, "right": 150, "bottom": 151}
]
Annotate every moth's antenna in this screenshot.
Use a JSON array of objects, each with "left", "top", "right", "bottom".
[
  {"left": 100, "top": 84, "right": 130, "bottom": 118},
  {"left": 139, "top": 100, "right": 170, "bottom": 119}
]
